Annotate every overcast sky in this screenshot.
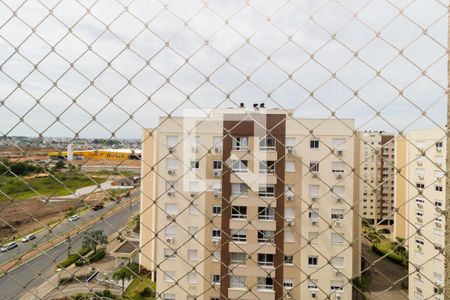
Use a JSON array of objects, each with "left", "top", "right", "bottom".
[{"left": 0, "top": 0, "right": 447, "bottom": 139}]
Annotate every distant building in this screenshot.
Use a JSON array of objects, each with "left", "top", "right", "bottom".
[{"left": 48, "top": 149, "right": 141, "bottom": 160}]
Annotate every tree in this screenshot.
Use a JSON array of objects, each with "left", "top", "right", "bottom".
[
  {"left": 54, "top": 160, "right": 65, "bottom": 171},
  {"left": 113, "top": 263, "right": 139, "bottom": 295},
  {"left": 82, "top": 230, "right": 107, "bottom": 253}
]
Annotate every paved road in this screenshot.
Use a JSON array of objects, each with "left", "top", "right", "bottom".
[{"left": 0, "top": 197, "right": 139, "bottom": 300}]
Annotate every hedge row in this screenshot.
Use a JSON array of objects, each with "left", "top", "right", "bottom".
[
  {"left": 371, "top": 245, "right": 407, "bottom": 267},
  {"left": 75, "top": 248, "right": 106, "bottom": 266},
  {"left": 57, "top": 247, "right": 91, "bottom": 269}
]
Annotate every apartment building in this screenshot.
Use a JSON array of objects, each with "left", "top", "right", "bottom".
[
  {"left": 358, "top": 132, "right": 396, "bottom": 227},
  {"left": 395, "top": 129, "right": 446, "bottom": 300},
  {"left": 140, "top": 108, "right": 360, "bottom": 300}
]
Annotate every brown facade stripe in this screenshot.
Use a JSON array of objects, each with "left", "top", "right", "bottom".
[{"left": 220, "top": 114, "right": 286, "bottom": 300}]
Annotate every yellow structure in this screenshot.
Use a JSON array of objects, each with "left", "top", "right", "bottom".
[{"left": 48, "top": 149, "right": 141, "bottom": 160}]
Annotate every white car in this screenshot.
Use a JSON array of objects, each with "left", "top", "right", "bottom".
[
  {"left": 0, "top": 242, "right": 18, "bottom": 252},
  {"left": 21, "top": 234, "right": 36, "bottom": 243},
  {"left": 68, "top": 215, "right": 80, "bottom": 222}
]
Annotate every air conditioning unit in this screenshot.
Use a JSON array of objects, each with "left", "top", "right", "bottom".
[
  {"left": 418, "top": 174, "right": 424, "bottom": 180},
  {"left": 286, "top": 194, "right": 295, "bottom": 201},
  {"left": 168, "top": 146, "right": 175, "bottom": 153},
  {"left": 335, "top": 294, "right": 342, "bottom": 300},
  {"left": 437, "top": 147, "right": 442, "bottom": 152},
  {"left": 190, "top": 192, "right": 198, "bottom": 198},
  {"left": 311, "top": 292, "right": 317, "bottom": 298},
  {"left": 168, "top": 169, "right": 175, "bottom": 175},
  {"left": 166, "top": 214, "right": 176, "bottom": 221},
  {"left": 212, "top": 239, "right": 220, "bottom": 246},
  {"left": 214, "top": 147, "right": 222, "bottom": 153},
  {"left": 167, "top": 190, "right": 175, "bottom": 197},
  {"left": 287, "top": 219, "right": 294, "bottom": 226},
  {"left": 311, "top": 220, "right": 318, "bottom": 226},
  {"left": 417, "top": 204, "right": 423, "bottom": 208},
  {"left": 417, "top": 245, "right": 422, "bottom": 251},
  {"left": 336, "top": 150, "right": 344, "bottom": 156},
  {"left": 214, "top": 192, "right": 221, "bottom": 199},
  {"left": 335, "top": 174, "right": 343, "bottom": 180},
  {"left": 335, "top": 221, "right": 343, "bottom": 227},
  {"left": 286, "top": 290, "right": 292, "bottom": 298},
  {"left": 417, "top": 217, "right": 423, "bottom": 223},
  {"left": 336, "top": 197, "right": 342, "bottom": 203},
  {"left": 286, "top": 146, "right": 293, "bottom": 154},
  {"left": 311, "top": 196, "right": 318, "bottom": 202},
  {"left": 166, "top": 237, "right": 175, "bottom": 244},
  {"left": 335, "top": 270, "right": 342, "bottom": 276},
  {"left": 191, "top": 146, "right": 198, "bottom": 153},
  {"left": 213, "top": 170, "right": 222, "bottom": 177},
  {"left": 416, "top": 287, "right": 422, "bottom": 293},
  {"left": 312, "top": 172, "right": 319, "bottom": 178},
  {"left": 417, "top": 161, "right": 423, "bottom": 166},
  {"left": 436, "top": 162, "right": 442, "bottom": 167},
  {"left": 435, "top": 222, "right": 442, "bottom": 228}
]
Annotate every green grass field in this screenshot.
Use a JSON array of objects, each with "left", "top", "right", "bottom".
[
  {"left": 0, "top": 173, "right": 106, "bottom": 201},
  {"left": 125, "top": 277, "right": 156, "bottom": 300}
]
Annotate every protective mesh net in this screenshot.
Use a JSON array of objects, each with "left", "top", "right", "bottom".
[{"left": 0, "top": 0, "right": 448, "bottom": 300}]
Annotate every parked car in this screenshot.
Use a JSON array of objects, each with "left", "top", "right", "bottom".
[
  {"left": 0, "top": 242, "right": 18, "bottom": 252},
  {"left": 68, "top": 215, "right": 80, "bottom": 222},
  {"left": 21, "top": 234, "right": 36, "bottom": 243}
]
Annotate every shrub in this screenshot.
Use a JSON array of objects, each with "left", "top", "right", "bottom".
[
  {"left": 75, "top": 249, "right": 105, "bottom": 266},
  {"left": 57, "top": 248, "right": 91, "bottom": 268},
  {"left": 371, "top": 245, "right": 406, "bottom": 267},
  {"left": 140, "top": 287, "right": 156, "bottom": 297}
]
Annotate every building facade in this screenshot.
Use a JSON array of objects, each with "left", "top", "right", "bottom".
[
  {"left": 358, "top": 132, "right": 395, "bottom": 227},
  {"left": 395, "top": 129, "right": 446, "bottom": 300},
  {"left": 140, "top": 108, "right": 360, "bottom": 300}
]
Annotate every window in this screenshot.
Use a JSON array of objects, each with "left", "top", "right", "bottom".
[
  {"left": 309, "top": 185, "right": 320, "bottom": 198},
  {"left": 191, "top": 135, "right": 200, "bottom": 147},
  {"left": 259, "top": 160, "right": 275, "bottom": 173},
  {"left": 230, "top": 160, "right": 248, "bottom": 173},
  {"left": 188, "top": 226, "right": 199, "bottom": 237},
  {"left": 212, "top": 228, "right": 221, "bottom": 239},
  {"left": 231, "top": 183, "right": 248, "bottom": 197},
  {"left": 258, "top": 207, "right": 275, "bottom": 220},
  {"left": 213, "top": 136, "right": 223, "bottom": 147},
  {"left": 230, "top": 252, "right": 246, "bottom": 265},
  {"left": 232, "top": 136, "right": 248, "bottom": 151},
  {"left": 435, "top": 170, "right": 445, "bottom": 180},
  {"left": 212, "top": 205, "right": 222, "bottom": 215},
  {"left": 285, "top": 137, "right": 295, "bottom": 147},
  {"left": 308, "top": 232, "right": 319, "bottom": 244},
  {"left": 310, "top": 161, "right": 320, "bottom": 172},
  {"left": 436, "top": 185, "right": 443, "bottom": 192},
  {"left": 187, "top": 272, "right": 198, "bottom": 284},
  {"left": 308, "top": 256, "right": 318, "bottom": 266},
  {"left": 163, "top": 294, "right": 175, "bottom": 300},
  {"left": 435, "top": 200, "right": 442, "bottom": 208},
  {"left": 330, "top": 280, "right": 343, "bottom": 291},
  {"left": 187, "top": 249, "right": 198, "bottom": 261},
  {"left": 416, "top": 183, "right": 425, "bottom": 189},
  {"left": 285, "top": 161, "right": 295, "bottom": 172},
  {"left": 258, "top": 230, "right": 275, "bottom": 243},
  {"left": 165, "top": 203, "right": 177, "bottom": 215},
  {"left": 308, "top": 279, "right": 318, "bottom": 291},
  {"left": 260, "top": 136, "right": 276, "bottom": 150},
  {"left": 309, "top": 208, "right": 319, "bottom": 220},
  {"left": 331, "top": 209, "right": 344, "bottom": 220},
  {"left": 331, "top": 233, "right": 344, "bottom": 245},
  {"left": 332, "top": 186, "right": 345, "bottom": 198},
  {"left": 165, "top": 225, "right": 176, "bottom": 237},
  {"left": 164, "top": 271, "right": 175, "bottom": 282},
  {"left": 332, "top": 162, "right": 345, "bottom": 173},
  {"left": 284, "top": 255, "right": 293, "bottom": 265},
  {"left": 211, "top": 274, "right": 220, "bottom": 285},
  {"left": 284, "top": 229, "right": 294, "bottom": 242},
  {"left": 310, "top": 139, "right": 320, "bottom": 149},
  {"left": 166, "top": 135, "right": 178, "bottom": 147},
  {"left": 190, "top": 160, "right": 199, "bottom": 169},
  {"left": 258, "top": 253, "right": 274, "bottom": 267},
  {"left": 230, "top": 276, "right": 245, "bottom": 289},
  {"left": 259, "top": 184, "right": 275, "bottom": 197},
  {"left": 283, "top": 279, "right": 294, "bottom": 289},
  {"left": 231, "top": 206, "right": 247, "bottom": 219},
  {"left": 332, "top": 138, "right": 346, "bottom": 150},
  {"left": 436, "top": 141, "right": 443, "bottom": 150},
  {"left": 188, "top": 203, "right": 200, "bottom": 215},
  {"left": 164, "top": 248, "right": 175, "bottom": 259},
  {"left": 213, "top": 160, "right": 222, "bottom": 170},
  {"left": 211, "top": 182, "right": 221, "bottom": 194},
  {"left": 166, "top": 158, "right": 177, "bottom": 170},
  {"left": 257, "top": 276, "right": 273, "bottom": 290},
  {"left": 231, "top": 229, "right": 247, "bottom": 242},
  {"left": 331, "top": 257, "right": 344, "bottom": 269}
]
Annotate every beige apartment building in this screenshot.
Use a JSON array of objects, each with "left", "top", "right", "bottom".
[
  {"left": 140, "top": 108, "right": 360, "bottom": 300},
  {"left": 358, "top": 132, "right": 396, "bottom": 228},
  {"left": 394, "top": 129, "right": 446, "bottom": 300}
]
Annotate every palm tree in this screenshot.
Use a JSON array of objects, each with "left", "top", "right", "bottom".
[
  {"left": 82, "top": 230, "right": 108, "bottom": 253},
  {"left": 113, "top": 263, "right": 139, "bottom": 295}
]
